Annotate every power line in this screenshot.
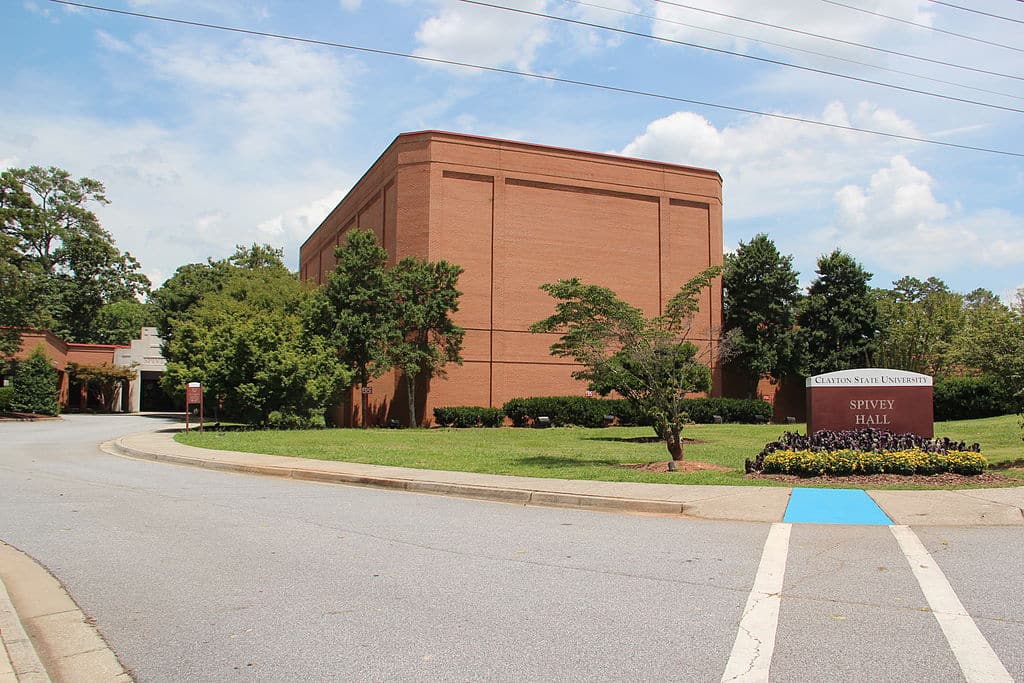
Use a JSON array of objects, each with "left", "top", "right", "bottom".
[
  {"left": 458, "top": 0, "right": 1024, "bottom": 114},
  {"left": 565, "top": 0, "right": 1024, "bottom": 102},
  {"left": 818, "top": 0, "right": 1024, "bottom": 53},
  {"left": 44, "top": 0, "right": 1024, "bottom": 158},
  {"left": 926, "top": 0, "right": 1024, "bottom": 25},
  {"left": 652, "top": 0, "right": 1024, "bottom": 82}
]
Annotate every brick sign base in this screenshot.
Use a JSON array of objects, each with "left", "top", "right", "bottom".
[{"left": 806, "top": 369, "right": 933, "bottom": 437}]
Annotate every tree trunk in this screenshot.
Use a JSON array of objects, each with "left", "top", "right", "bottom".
[
  {"left": 665, "top": 423, "right": 684, "bottom": 467},
  {"left": 358, "top": 367, "right": 369, "bottom": 428},
  {"left": 405, "top": 371, "right": 417, "bottom": 428}
]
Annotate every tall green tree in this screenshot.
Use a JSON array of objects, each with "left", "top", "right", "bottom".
[
  {"left": 797, "top": 250, "right": 880, "bottom": 376},
  {"left": 531, "top": 267, "right": 720, "bottom": 467},
  {"left": 946, "top": 287, "right": 1024, "bottom": 412},
  {"left": 389, "top": 258, "right": 465, "bottom": 427},
  {"left": 304, "top": 230, "right": 398, "bottom": 427},
  {"left": 161, "top": 252, "right": 348, "bottom": 427},
  {"left": 873, "top": 276, "right": 963, "bottom": 376},
  {"left": 722, "top": 234, "right": 800, "bottom": 398},
  {"left": 92, "top": 300, "right": 157, "bottom": 345},
  {"left": 0, "top": 166, "right": 149, "bottom": 343},
  {"left": 0, "top": 231, "right": 32, "bottom": 359}
]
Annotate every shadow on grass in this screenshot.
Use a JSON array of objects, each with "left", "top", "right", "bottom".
[
  {"left": 513, "top": 455, "right": 622, "bottom": 469},
  {"left": 585, "top": 435, "right": 706, "bottom": 444}
]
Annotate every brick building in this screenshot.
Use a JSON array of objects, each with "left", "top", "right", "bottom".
[{"left": 300, "top": 131, "right": 724, "bottom": 426}]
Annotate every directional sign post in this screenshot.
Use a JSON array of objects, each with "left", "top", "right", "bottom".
[{"left": 185, "top": 382, "right": 204, "bottom": 433}]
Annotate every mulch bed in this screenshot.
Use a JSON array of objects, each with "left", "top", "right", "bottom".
[
  {"left": 745, "top": 470, "right": 1023, "bottom": 487},
  {"left": 0, "top": 411, "right": 61, "bottom": 421}
]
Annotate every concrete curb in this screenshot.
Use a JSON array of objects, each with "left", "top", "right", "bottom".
[
  {"left": 0, "top": 543, "right": 131, "bottom": 683},
  {"left": 0, "top": 563, "right": 50, "bottom": 683},
  {"left": 103, "top": 436, "right": 694, "bottom": 516},
  {"left": 101, "top": 428, "right": 1024, "bottom": 526}
]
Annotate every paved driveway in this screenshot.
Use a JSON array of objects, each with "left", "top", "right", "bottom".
[{"left": 1, "top": 415, "right": 1021, "bottom": 681}]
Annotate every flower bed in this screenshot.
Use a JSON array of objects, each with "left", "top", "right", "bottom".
[
  {"left": 746, "top": 428, "right": 987, "bottom": 477},
  {"left": 760, "top": 447, "right": 986, "bottom": 477}
]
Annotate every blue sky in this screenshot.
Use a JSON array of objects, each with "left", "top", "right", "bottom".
[{"left": 3, "top": 0, "right": 1023, "bottom": 299}]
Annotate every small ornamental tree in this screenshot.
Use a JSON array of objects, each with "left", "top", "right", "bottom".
[
  {"left": 531, "top": 267, "right": 721, "bottom": 468},
  {"left": 68, "top": 362, "right": 136, "bottom": 412},
  {"left": 11, "top": 345, "right": 59, "bottom": 415}
]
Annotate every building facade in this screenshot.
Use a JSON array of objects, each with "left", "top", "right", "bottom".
[
  {"left": 5, "top": 327, "right": 168, "bottom": 413},
  {"left": 300, "top": 131, "right": 724, "bottom": 426}
]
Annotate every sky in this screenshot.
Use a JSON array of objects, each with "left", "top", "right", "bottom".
[{"left": 2, "top": 0, "right": 1023, "bottom": 299}]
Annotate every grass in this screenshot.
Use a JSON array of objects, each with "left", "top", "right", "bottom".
[{"left": 175, "top": 414, "right": 1024, "bottom": 489}]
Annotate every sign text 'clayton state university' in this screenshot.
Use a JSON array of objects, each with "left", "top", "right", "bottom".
[{"left": 805, "top": 369, "right": 934, "bottom": 437}]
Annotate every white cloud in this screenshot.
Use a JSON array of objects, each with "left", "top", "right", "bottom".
[
  {"left": 619, "top": 101, "right": 916, "bottom": 220},
  {"left": 0, "top": 111, "right": 355, "bottom": 287},
  {"left": 95, "top": 30, "right": 132, "bottom": 53},
  {"left": 415, "top": 0, "right": 551, "bottom": 72},
  {"left": 143, "top": 37, "right": 356, "bottom": 155},
  {"left": 650, "top": 0, "right": 934, "bottom": 55},
  {"left": 828, "top": 156, "right": 1024, "bottom": 273},
  {"left": 256, "top": 188, "right": 350, "bottom": 244},
  {"left": 339, "top": 0, "right": 361, "bottom": 10}
]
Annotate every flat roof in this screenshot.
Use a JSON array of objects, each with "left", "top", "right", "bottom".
[{"left": 301, "top": 130, "right": 722, "bottom": 252}]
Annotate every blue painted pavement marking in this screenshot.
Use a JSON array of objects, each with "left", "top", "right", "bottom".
[{"left": 783, "top": 487, "right": 893, "bottom": 525}]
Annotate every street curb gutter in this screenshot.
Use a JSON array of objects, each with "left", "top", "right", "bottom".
[
  {"left": 0, "top": 543, "right": 131, "bottom": 683},
  {"left": 0, "top": 564, "right": 50, "bottom": 683},
  {"left": 102, "top": 438, "right": 690, "bottom": 516}
]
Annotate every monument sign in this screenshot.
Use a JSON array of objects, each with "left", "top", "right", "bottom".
[{"left": 805, "top": 369, "right": 933, "bottom": 437}]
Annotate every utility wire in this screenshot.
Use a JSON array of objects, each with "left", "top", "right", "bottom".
[
  {"left": 459, "top": 0, "right": 1024, "bottom": 114},
  {"left": 652, "top": 0, "right": 1024, "bottom": 82},
  {"left": 44, "top": 0, "right": 1024, "bottom": 158},
  {"left": 926, "top": 0, "right": 1024, "bottom": 25},
  {"left": 565, "top": 0, "right": 1024, "bottom": 102},
  {"left": 818, "top": 0, "right": 1024, "bottom": 53}
]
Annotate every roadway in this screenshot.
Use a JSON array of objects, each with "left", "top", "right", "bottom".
[{"left": 1, "top": 415, "right": 1021, "bottom": 681}]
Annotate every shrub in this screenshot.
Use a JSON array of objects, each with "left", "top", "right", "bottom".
[
  {"left": 933, "top": 375, "right": 1014, "bottom": 421},
  {"left": 500, "top": 396, "right": 610, "bottom": 427},
  {"left": 681, "top": 397, "right": 772, "bottom": 424},
  {"left": 11, "top": 346, "right": 60, "bottom": 416},
  {"left": 501, "top": 395, "right": 772, "bottom": 427},
  {"left": 747, "top": 428, "right": 985, "bottom": 475},
  {"left": 0, "top": 386, "right": 13, "bottom": 411},
  {"left": 761, "top": 448, "right": 986, "bottom": 477},
  {"left": 433, "top": 406, "right": 505, "bottom": 428},
  {"left": 265, "top": 411, "right": 326, "bottom": 430}
]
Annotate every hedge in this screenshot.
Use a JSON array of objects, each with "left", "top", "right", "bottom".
[
  {"left": 933, "top": 375, "right": 1015, "bottom": 421},
  {"left": 433, "top": 406, "right": 505, "bottom": 428},
  {"left": 761, "top": 448, "right": 986, "bottom": 477},
  {"left": 502, "top": 395, "right": 772, "bottom": 427},
  {"left": 10, "top": 346, "right": 59, "bottom": 416},
  {"left": 0, "top": 386, "right": 13, "bottom": 412}
]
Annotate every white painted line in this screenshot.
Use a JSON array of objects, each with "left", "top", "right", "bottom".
[
  {"left": 721, "top": 522, "right": 791, "bottom": 683},
  {"left": 890, "top": 525, "right": 1012, "bottom": 683}
]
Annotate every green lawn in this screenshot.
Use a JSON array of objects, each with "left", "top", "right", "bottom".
[{"left": 175, "top": 414, "right": 1024, "bottom": 489}]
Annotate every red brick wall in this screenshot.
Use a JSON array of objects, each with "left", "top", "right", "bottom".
[{"left": 300, "top": 131, "right": 724, "bottom": 425}]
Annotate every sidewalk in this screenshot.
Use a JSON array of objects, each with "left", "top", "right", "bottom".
[
  {"left": 0, "top": 542, "right": 130, "bottom": 683},
  {"left": 105, "top": 428, "right": 1024, "bottom": 527}
]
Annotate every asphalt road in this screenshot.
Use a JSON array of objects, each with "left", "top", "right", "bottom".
[{"left": 1, "top": 415, "right": 1021, "bottom": 682}]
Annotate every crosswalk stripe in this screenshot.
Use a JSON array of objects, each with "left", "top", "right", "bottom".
[
  {"left": 890, "top": 525, "right": 1013, "bottom": 683},
  {"left": 721, "top": 522, "right": 792, "bottom": 682}
]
